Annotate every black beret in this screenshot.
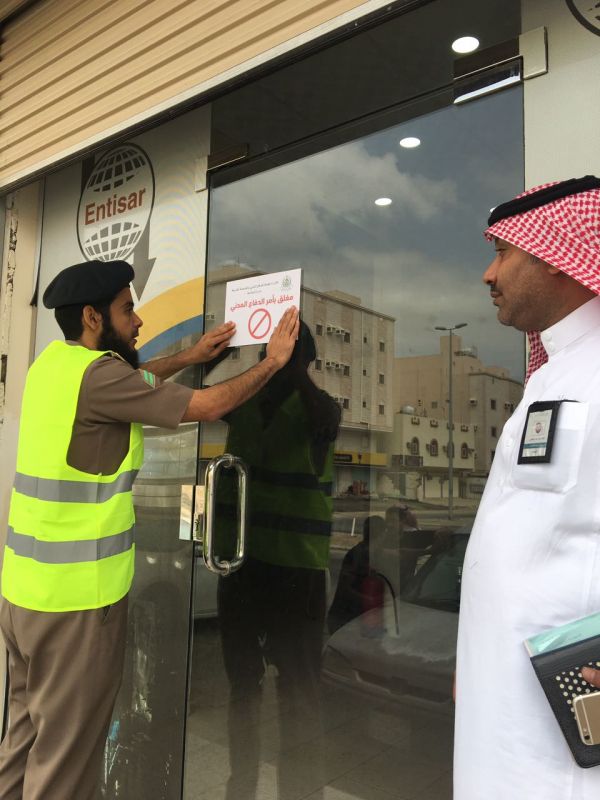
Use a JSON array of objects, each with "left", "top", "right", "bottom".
[{"left": 42, "top": 260, "right": 134, "bottom": 309}]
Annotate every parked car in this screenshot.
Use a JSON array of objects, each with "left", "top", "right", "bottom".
[{"left": 321, "top": 533, "right": 468, "bottom": 711}]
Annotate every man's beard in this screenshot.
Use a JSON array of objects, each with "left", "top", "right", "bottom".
[{"left": 98, "top": 315, "right": 139, "bottom": 369}]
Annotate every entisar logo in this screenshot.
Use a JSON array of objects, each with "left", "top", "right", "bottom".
[{"left": 77, "top": 144, "right": 155, "bottom": 262}]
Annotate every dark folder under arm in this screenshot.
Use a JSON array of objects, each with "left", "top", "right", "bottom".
[{"left": 529, "top": 632, "right": 600, "bottom": 767}]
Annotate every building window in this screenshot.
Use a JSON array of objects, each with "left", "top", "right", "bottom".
[
  {"left": 344, "top": 332, "right": 351, "bottom": 343},
  {"left": 379, "top": 373, "right": 385, "bottom": 385},
  {"left": 362, "top": 400, "right": 367, "bottom": 408},
  {"left": 410, "top": 437, "right": 420, "bottom": 456},
  {"left": 231, "top": 348, "right": 241, "bottom": 360},
  {"left": 363, "top": 335, "right": 368, "bottom": 344},
  {"left": 316, "top": 323, "right": 323, "bottom": 336},
  {"left": 343, "top": 365, "right": 350, "bottom": 376},
  {"left": 378, "top": 404, "right": 385, "bottom": 415},
  {"left": 363, "top": 369, "right": 367, "bottom": 376},
  {"left": 431, "top": 401, "right": 438, "bottom": 409},
  {"left": 461, "top": 443, "right": 469, "bottom": 459},
  {"left": 430, "top": 439, "right": 438, "bottom": 457},
  {"left": 343, "top": 398, "right": 350, "bottom": 409},
  {"left": 490, "top": 399, "right": 497, "bottom": 410},
  {"left": 315, "top": 359, "right": 322, "bottom": 371},
  {"left": 379, "top": 341, "right": 385, "bottom": 352},
  {"left": 491, "top": 426, "right": 497, "bottom": 438},
  {"left": 491, "top": 450, "right": 496, "bottom": 462}
]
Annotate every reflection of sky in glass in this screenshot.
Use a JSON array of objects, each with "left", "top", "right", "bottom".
[{"left": 208, "top": 88, "right": 525, "bottom": 381}]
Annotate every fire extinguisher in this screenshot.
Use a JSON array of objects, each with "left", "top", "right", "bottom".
[{"left": 360, "top": 570, "right": 385, "bottom": 637}]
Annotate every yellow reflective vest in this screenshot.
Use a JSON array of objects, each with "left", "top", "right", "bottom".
[
  {"left": 215, "top": 390, "right": 335, "bottom": 570},
  {"left": 3, "top": 340, "right": 143, "bottom": 611}
]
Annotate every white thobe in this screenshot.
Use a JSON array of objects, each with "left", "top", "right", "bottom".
[{"left": 455, "top": 297, "right": 600, "bottom": 799}]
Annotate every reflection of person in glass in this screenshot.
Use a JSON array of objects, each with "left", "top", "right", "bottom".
[
  {"left": 214, "top": 321, "right": 340, "bottom": 799},
  {"left": 383, "top": 504, "right": 432, "bottom": 588},
  {"left": 327, "top": 515, "right": 384, "bottom": 634},
  {"left": 455, "top": 177, "right": 600, "bottom": 800},
  {"left": 383, "top": 504, "right": 418, "bottom": 544}
]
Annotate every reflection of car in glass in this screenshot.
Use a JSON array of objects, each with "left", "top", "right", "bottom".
[{"left": 321, "top": 533, "right": 468, "bottom": 712}]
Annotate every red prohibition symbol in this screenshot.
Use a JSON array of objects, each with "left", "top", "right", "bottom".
[{"left": 248, "top": 308, "right": 272, "bottom": 339}]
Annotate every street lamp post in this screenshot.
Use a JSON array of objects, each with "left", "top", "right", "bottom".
[{"left": 435, "top": 323, "right": 468, "bottom": 519}]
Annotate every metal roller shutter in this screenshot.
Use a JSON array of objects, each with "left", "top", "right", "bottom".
[{"left": 0, "top": 0, "right": 372, "bottom": 190}]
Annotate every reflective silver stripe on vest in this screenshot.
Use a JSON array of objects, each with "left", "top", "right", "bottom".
[
  {"left": 6, "top": 526, "right": 134, "bottom": 564},
  {"left": 13, "top": 470, "right": 139, "bottom": 503}
]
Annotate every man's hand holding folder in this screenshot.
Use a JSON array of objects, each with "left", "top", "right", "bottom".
[{"left": 582, "top": 666, "right": 600, "bottom": 688}]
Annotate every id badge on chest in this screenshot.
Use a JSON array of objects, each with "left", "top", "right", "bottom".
[{"left": 518, "top": 400, "right": 574, "bottom": 464}]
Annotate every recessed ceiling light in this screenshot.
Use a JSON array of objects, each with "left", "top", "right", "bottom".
[
  {"left": 399, "top": 137, "right": 421, "bottom": 149},
  {"left": 374, "top": 197, "right": 392, "bottom": 207},
  {"left": 452, "top": 36, "right": 480, "bottom": 54}
]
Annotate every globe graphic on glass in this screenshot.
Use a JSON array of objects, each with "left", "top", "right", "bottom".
[{"left": 79, "top": 145, "right": 152, "bottom": 261}]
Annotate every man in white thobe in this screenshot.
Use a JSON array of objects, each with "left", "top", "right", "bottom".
[{"left": 455, "top": 175, "right": 600, "bottom": 799}]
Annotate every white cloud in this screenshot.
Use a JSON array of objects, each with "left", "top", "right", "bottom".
[{"left": 210, "top": 140, "right": 459, "bottom": 266}]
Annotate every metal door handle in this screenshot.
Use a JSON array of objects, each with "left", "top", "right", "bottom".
[{"left": 203, "top": 454, "right": 248, "bottom": 576}]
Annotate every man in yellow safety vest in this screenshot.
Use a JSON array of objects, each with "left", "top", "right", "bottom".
[{"left": 0, "top": 259, "right": 298, "bottom": 800}]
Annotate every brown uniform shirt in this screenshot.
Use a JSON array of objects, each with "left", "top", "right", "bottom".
[{"left": 66, "top": 345, "right": 193, "bottom": 475}]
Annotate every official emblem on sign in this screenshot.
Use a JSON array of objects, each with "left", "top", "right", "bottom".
[
  {"left": 77, "top": 144, "right": 155, "bottom": 263},
  {"left": 281, "top": 275, "right": 292, "bottom": 290}
]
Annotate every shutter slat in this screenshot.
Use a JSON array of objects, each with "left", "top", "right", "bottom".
[{"left": 0, "top": 0, "right": 368, "bottom": 188}]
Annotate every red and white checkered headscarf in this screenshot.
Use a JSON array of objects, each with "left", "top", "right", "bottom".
[{"left": 484, "top": 178, "right": 600, "bottom": 381}]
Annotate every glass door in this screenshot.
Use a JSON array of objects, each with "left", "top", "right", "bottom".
[
  {"left": 184, "top": 87, "right": 524, "bottom": 800},
  {"left": 29, "top": 102, "right": 212, "bottom": 799}
]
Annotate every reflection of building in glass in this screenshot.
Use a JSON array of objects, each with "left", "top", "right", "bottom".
[
  {"left": 388, "top": 409, "right": 475, "bottom": 501},
  {"left": 393, "top": 334, "right": 522, "bottom": 488},
  {"left": 141, "top": 274, "right": 523, "bottom": 506},
  {"left": 204, "top": 265, "right": 394, "bottom": 495}
]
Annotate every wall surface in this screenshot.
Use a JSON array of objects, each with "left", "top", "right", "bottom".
[
  {"left": 523, "top": 0, "right": 600, "bottom": 184},
  {"left": 0, "top": 185, "right": 41, "bottom": 543},
  {"left": 0, "top": 182, "right": 42, "bottom": 724}
]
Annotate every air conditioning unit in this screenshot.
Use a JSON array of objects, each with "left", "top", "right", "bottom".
[
  {"left": 430, "top": 419, "right": 439, "bottom": 428},
  {"left": 461, "top": 424, "right": 469, "bottom": 432},
  {"left": 326, "top": 325, "right": 335, "bottom": 333},
  {"left": 411, "top": 416, "right": 420, "bottom": 425},
  {"left": 334, "top": 362, "right": 342, "bottom": 370},
  {"left": 325, "top": 360, "right": 335, "bottom": 368},
  {"left": 469, "top": 398, "right": 478, "bottom": 406},
  {"left": 335, "top": 327, "right": 344, "bottom": 335}
]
